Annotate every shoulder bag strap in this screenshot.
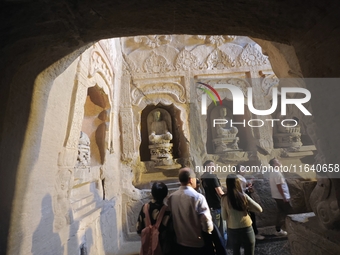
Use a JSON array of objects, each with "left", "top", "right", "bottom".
[
  {"left": 143, "top": 203, "right": 151, "bottom": 227},
  {"left": 154, "top": 205, "right": 167, "bottom": 229}
]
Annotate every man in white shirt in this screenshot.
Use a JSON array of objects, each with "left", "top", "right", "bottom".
[
  {"left": 168, "top": 167, "right": 213, "bottom": 255},
  {"left": 269, "top": 158, "right": 292, "bottom": 236}
]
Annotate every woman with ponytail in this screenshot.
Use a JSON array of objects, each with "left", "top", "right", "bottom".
[{"left": 221, "top": 174, "right": 262, "bottom": 255}]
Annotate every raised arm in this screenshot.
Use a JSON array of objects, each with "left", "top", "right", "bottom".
[{"left": 246, "top": 194, "right": 263, "bottom": 213}]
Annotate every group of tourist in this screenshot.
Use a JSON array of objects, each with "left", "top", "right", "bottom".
[{"left": 136, "top": 158, "right": 292, "bottom": 255}]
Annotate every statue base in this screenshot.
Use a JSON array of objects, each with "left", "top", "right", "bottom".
[
  {"left": 274, "top": 132, "right": 302, "bottom": 149},
  {"left": 213, "top": 137, "right": 239, "bottom": 153},
  {"left": 287, "top": 213, "right": 340, "bottom": 254},
  {"left": 148, "top": 143, "right": 173, "bottom": 166}
]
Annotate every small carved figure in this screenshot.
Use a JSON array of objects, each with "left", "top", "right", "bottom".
[
  {"left": 212, "top": 107, "right": 240, "bottom": 152},
  {"left": 77, "top": 131, "right": 91, "bottom": 167},
  {"left": 215, "top": 107, "right": 239, "bottom": 137},
  {"left": 148, "top": 110, "right": 173, "bottom": 144}
]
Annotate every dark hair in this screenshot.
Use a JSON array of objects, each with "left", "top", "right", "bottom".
[
  {"left": 226, "top": 174, "right": 247, "bottom": 211},
  {"left": 179, "top": 168, "right": 195, "bottom": 184},
  {"left": 203, "top": 160, "right": 214, "bottom": 168},
  {"left": 269, "top": 158, "right": 277, "bottom": 167},
  {"left": 151, "top": 182, "right": 168, "bottom": 202}
]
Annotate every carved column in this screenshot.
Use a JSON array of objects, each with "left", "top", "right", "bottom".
[
  {"left": 249, "top": 70, "right": 274, "bottom": 153},
  {"left": 120, "top": 75, "right": 136, "bottom": 162},
  {"left": 54, "top": 55, "right": 90, "bottom": 230}
]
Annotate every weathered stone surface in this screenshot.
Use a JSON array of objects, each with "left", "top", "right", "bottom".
[
  {"left": 287, "top": 213, "right": 340, "bottom": 255},
  {"left": 2, "top": 1, "right": 340, "bottom": 254}
]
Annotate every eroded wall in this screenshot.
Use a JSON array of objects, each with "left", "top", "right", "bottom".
[{"left": 6, "top": 39, "right": 133, "bottom": 255}]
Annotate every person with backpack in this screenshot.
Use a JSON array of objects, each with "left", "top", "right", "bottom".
[{"left": 136, "top": 182, "right": 170, "bottom": 255}]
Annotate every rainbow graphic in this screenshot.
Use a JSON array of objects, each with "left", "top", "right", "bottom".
[{"left": 197, "top": 82, "right": 223, "bottom": 106}]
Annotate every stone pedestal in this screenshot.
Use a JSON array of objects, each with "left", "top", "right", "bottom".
[
  {"left": 213, "top": 136, "right": 240, "bottom": 153},
  {"left": 148, "top": 143, "right": 173, "bottom": 165},
  {"left": 274, "top": 126, "right": 302, "bottom": 149},
  {"left": 287, "top": 213, "right": 340, "bottom": 255}
]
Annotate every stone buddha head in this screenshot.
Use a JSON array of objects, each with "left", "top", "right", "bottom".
[{"left": 153, "top": 110, "right": 161, "bottom": 121}]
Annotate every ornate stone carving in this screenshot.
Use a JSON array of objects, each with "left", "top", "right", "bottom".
[
  {"left": 239, "top": 44, "right": 269, "bottom": 67},
  {"left": 273, "top": 114, "right": 302, "bottom": 149},
  {"left": 206, "top": 49, "right": 236, "bottom": 70},
  {"left": 134, "top": 35, "right": 172, "bottom": 49},
  {"left": 76, "top": 131, "right": 91, "bottom": 168},
  {"left": 310, "top": 178, "right": 340, "bottom": 229},
  {"left": 196, "top": 35, "right": 236, "bottom": 45},
  {"left": 261, "top": 73, "right": 279, "bottom": 97},
  {"left": 89, "top": 51, "right": 113, "bottom": 86},
  {"left": 143, "top": 52, "right": 175, "bottom": 73},
  {"left": 175, "top": 49, "right": 199, "bottom": 71},
  {"left": 131, "top": 78, "right": 186, "bottom": 105}
]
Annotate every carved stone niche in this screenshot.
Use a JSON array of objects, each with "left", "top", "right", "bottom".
[
  {"left": 82, "top": 86, "right": 111, "bottom": 166},
  {"left": 140, "top": 105, "right": 187, "bottom": 167},
  {"left": 209, "top": 106, "right": 240, "bottom": 153}
]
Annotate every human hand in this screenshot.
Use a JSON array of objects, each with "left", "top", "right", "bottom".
[{"left": 283, "top": 197, "right": 290, "bottom": 203}]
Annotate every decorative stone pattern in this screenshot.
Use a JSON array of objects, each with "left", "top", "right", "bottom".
[
  {"left": 131, "top": 78, "right": 186, "bottom": 105},
  {"left": 206, "top": 48, "right": 236, "bottom": 69},
  {"left": 261, "top": 73, "right": 279, "bottom": 97},
  {"left": 134, "top": 35, "right": 172, "bottom": 49},
  {"left": 196, "top": 35, "right": 236, "bottom": 45},
  {"left": 76, "top": 131, "right": 91, "bottom": 168},
  {"left": 239, "top": 44, "right": 269, "bottom": 67},
  {"left": 123, "top": 35, "right": 271, "bottom": 75},
  {"left": 143, "top": 52, "right": 175, "bottom": 73},
  {"left": 89, "top": 50, "right": 114, "bottom": 85},
  {"left": 175, "top": 49, "right": 200, "bottom": 71}
]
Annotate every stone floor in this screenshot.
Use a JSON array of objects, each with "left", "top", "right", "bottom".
[
  {"left": 227, "top": 238, "right": 291, "bottom": 255},
  {"left": 117, "top": 226, "right": 291, "bottom": 255}
]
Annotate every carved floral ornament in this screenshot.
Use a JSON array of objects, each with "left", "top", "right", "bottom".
[
  {"left": 196, "top": 35, "right": 236, "bottom": 45},
  {"left": 175, "top": 49, "right": 200, "bottom": 71},
  {"left": 89, "top": 51, "right": 114, "bottom": 86},
  {"left": 125, "top": 43, "right": 270, "bottom": 75},
  {"left": 261, "top": 74, "right": 279, "bottom": 97},
  {"left": 144, "top": 52, "right": 175, "bottom": 73},
  {"left": 134, "top": 35, "right": 172, "bottom": 49},
  {"left": 131, "top": 81, "right": 186, "bottom": 105},
  {"left": 239, "top": 44, "right": 269, "bottom": 67}
]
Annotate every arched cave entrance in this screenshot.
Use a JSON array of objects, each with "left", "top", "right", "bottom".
[{"left": 2, "top": 2, "right": 340, "bottom": 254}]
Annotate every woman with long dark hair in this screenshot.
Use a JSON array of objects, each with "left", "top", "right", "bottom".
[{"left": 221, "top": 174, "right": 262, "bottom": 255}]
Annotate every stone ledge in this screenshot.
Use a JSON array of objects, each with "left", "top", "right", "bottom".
[{"left": 286, "top": 213, "right": 340, "bottom": 255}]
